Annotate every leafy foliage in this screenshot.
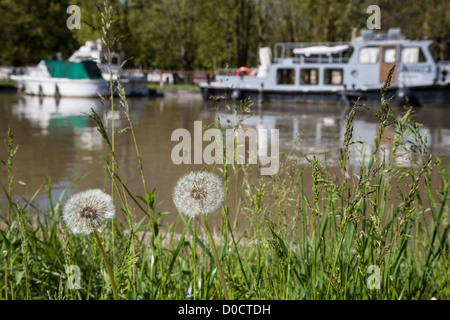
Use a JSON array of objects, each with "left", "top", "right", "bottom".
[{"left": 0, "top": 0, "right": 448, "bottom": 67}]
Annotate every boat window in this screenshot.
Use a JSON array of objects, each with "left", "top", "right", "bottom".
[
  {"left": 74, "top": 55, "right": 96, "bottom": 62},
  {"left": 324, "top": 69, "right": 343, "bottom": 85},
  {"left": 401, "top": 47, "right": 426, "bottom": 63},
  {"left": 111, "top": 55, "right": 120, "bottom": 66},
  {"left": 429, "top": 43, "right": 440, "bottom": 63},
  {"left": 383, "top": 48, "right": 397, "bottom": 63},
  {"left": 359, "top": 47, "right": 380, "bottom": 64},
  {"left": 277, "top": 68, "right": 295, "bottom": 85},
  {"left": 300, "top": 68, "right": 319, "bottom": 85},
  {"left": 342, "top": 46, "right": 354, "bottom": 59},
  {"left": 101, "top": 55, "right": 120, "bottom": 65}
]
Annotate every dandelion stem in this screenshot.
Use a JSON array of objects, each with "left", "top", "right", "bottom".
[
  {"left": 3, "top": 251, "right": 8, "bottom": 300},
  {"left": 193, "top": 218, "right": 197, "bottom": 299},
  {"left": 93, "top": 230, "right": 119, "bottom": 300},
  {"left": 202, "top": 215, "right": 229, "bottom": 300}
]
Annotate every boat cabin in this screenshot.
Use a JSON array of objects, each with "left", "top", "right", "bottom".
[
  {"left": 211, "top": 28, "right": 448, "bottom": 95},
  {"left": 68, "top": 39, "right": 122, "bottom": 76}
]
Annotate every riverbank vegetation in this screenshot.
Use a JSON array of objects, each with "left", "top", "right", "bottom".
[
  {"left": 0, "top": 0, "right": 448, "bottom": 69},
  {"left": 0, "top": 1, "right": 448, "bottom": 300},
  {"left": 147, "top": 83, "right": 200, "bottom": 91},
  {"left": 1, "top": 68, "right": 449, "bottom": 299}
]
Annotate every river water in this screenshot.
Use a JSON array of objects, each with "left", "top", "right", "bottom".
[{"left": 1, "top": 91, "right": 450, "bottom": 228}]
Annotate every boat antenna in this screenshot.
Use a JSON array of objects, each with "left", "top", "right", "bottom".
[
  {"left": 96, "top": 39, "right": 102, "bottom": 52},
  {"left": 351, "top": 28, "right": 357, "bottom": 42}
]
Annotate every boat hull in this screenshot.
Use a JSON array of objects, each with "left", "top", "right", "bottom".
[
  {"left": 356, "top": 84, "right": 450, "bottom": 106},
  {"left": 11, "top": 76, "right": 149, "bottom": 98},
  {"left": 12, "top": 76, "right": 107, "bottom": 97},
  {"left": 119, "top": 78, "right": 149, "bottom": 96},
  {"left": 200, "top": 83, "right": 450, "bottom": 107}
]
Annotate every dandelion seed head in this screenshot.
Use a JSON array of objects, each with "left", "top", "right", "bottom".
[
  {"left": 173, "top": 171, "right": 224, "bottom": 218},
  {"left": 190, "top": 186, "right": 208, "bottom": 201},
  {"left": 62, "top": 189, "right": 115, "bottom": 235}
]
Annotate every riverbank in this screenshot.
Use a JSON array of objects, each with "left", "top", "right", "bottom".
[
  {"left": 0, "top": 80, "right": 202, "bottom": 99},
  {"left": 154, "top": 88, "right": 202, "bottom": 100},
  {"left": 1, "top": 71, "right": 449, "bottom": 300},
  {"left": 148, "top": 83, "right": 202, "bottom": 99},
  {"left": 0, "top": 80, "right": 17, "bottom": 93}
]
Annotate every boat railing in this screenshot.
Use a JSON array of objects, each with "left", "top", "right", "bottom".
[
  {"left": 297, "top": 56, "right": 351, "bottom": 64},
  {"left": 274, "top": 42, "right": 352, "bottom": 64},
  {"left": 216, "top": 68, "right": 257, "bottom": 76},
  {"left": 120, "top": 68, "right": 145, "bottom": 77}
]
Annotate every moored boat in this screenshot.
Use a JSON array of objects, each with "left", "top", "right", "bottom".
[
  {"left": 11, "top": 40, "right": 148, "bottom": 97},
  {"left": 11, "top": 59, "right": 107, "bottom": 97},
  {"left": 199, "top": 28, "right": 450, "bottom": 106}
]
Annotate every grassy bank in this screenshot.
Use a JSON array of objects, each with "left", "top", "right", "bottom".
[
  {"left": 147, "top": 83, "right": 200, "bottom": 91},
  {"left": 0, "top": 80, "right": 16, "bottom": 87},
  {"left": 0, "top": 1, "right": 448, "bottom": 300},
  {"left": 0, "top": 66, "right": 449, "bottom": 300}
]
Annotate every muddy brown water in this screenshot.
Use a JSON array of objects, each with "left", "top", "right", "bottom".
[{"left": 1, "top": 92, "right": 450, "bottom": 232}]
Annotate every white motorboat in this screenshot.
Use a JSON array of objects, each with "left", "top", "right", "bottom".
[{"left": 11, "top": 40, "right": 148, "bottom": 97}]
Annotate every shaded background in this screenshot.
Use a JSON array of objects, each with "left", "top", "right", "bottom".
[{"left": 0, "top": 0, "right": 448, "bottom": 69}]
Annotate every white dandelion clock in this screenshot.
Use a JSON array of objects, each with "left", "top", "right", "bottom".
[
  {"left": 173, "top": 171, "right": 224, "bottom": 218},
  {"left": 62, "top": 189, "right": 115, "bottom": 235}
]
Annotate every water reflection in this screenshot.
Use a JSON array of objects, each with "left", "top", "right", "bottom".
[
  {"left": 1, "top": 93, "right": 450, "bottom": 224},
  {"left": 212, "top": 101, "right": 450, "bottom": 170},
  {"left": 214, "top": 103, "right": 346, "bottom": 164},
  {"left": 12, "top": 96, "right": 104, "bottom": 139}
]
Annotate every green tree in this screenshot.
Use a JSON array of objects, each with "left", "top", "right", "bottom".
[
  {"left": 0, "top": 0, "right": 448, "bottom": 68},
  {"left": 0, "top": 0, "right": 78, "bottom": 65}
]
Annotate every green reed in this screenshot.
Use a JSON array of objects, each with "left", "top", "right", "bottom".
[
  {"left": 1, "top": 76, "right": 449, "bottom": 299},
  {"left": 0, "top": 0, "right": 448, "bottom": 300}
]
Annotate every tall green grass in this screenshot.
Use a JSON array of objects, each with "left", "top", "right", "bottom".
[{"left": 0, "top": 1, "right": 448, "bottom": 300}]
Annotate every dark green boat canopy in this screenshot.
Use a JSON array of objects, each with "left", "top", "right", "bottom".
[{"left": 44, "top": 60, "right": 103, "bottom": 79}]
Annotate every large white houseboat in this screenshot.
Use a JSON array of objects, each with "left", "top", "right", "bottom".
[
  {"left": 199, "top": 28, "right": 450, "bottom": 106},
  {"left": 11, "top": 40, "right": 148, "bottom": 98}
]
